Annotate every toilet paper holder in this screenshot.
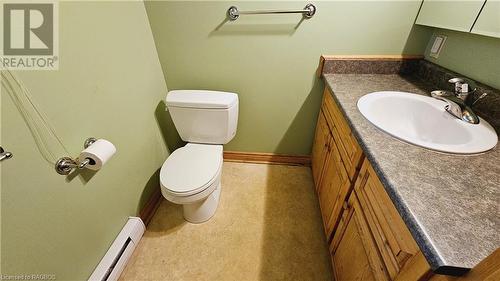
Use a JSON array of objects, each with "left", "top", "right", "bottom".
[{"left": 55, "top": 137, "right": 97, "bottom": 175}]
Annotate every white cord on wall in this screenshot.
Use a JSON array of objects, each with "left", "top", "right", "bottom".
[{"left": 1, "top": 70, "right": 70, "bottom": 164}]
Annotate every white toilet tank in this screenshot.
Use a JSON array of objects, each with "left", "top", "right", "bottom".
[{"left": 166, "top": 90, "right": 239, "bottom": 144}]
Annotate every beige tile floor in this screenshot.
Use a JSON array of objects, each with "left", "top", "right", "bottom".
[{"left": 120, "top": 162, "right": 333, "bottom": 281}]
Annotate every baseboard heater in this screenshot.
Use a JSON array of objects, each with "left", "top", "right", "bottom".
[{"left": 88, "top": 217, "right": 145, "bottom": 281}]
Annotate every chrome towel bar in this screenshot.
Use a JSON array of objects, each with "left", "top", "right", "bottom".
[{"left": 227, "top": 4, "right": 316, "bottom": 21}]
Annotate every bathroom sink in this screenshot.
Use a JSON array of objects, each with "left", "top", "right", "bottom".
[{"left": 357, "top": 91, "right": 498, "bottom": 154}]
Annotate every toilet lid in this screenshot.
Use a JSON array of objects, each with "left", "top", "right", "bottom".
[{"left": 160, "top": 144, "right": 223, "bottom": 195}]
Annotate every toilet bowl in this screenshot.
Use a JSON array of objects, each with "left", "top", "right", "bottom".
[
  {"left": 160, "top": 143, "right": 223, "bottom": 223},
  {"left": 160, "top": 90, "right": 238, "bottom": 223}
]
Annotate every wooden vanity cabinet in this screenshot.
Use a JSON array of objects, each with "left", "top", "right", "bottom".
[
  {"left": 329, "top": 159, "right": 431, "bottom": 281},
  {"left": 312, "top": 87, "right": 431, "bottom": 280},
  {"left": 312, "top": 88, "right": 363, "bottom": 240},
  {"left": 328, "top": 160, "right": 431, "bottom": 281}
]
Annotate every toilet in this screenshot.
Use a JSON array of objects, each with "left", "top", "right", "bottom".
[{"left": 160, "top": 90, "right": 238, "bottom": 223}]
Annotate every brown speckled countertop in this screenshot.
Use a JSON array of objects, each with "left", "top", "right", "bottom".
[{"left": 323, "top": 73, "right": 500, "bottom": 274}]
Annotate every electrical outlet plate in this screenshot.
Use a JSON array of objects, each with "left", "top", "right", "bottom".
[{"left": 429, "top": 35, "right": 447, "bottom": 58}]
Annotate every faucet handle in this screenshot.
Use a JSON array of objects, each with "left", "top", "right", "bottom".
[
  {"left": 448, "top": 77, "right": 465, "bottom": 93},
  {"left": 472, "top": 93, "right": 488, "bottom": 106},
  {"left": 448, "top": 77, "right": 465, "bottom": 83}
]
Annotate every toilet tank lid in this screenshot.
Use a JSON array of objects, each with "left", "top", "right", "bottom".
[{"left": 166, "top": 90, "right": 238, "bottom": 109}]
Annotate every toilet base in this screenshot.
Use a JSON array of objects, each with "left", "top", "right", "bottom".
[{"left": 183, "top": 183, "right": 221, "bottom": 223}]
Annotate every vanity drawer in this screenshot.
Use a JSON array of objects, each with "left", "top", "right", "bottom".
[
  {"left": 321, "top": 87, "right": 363, "bottom": 181},
  {"left": 354, "top": 159, "right": 424, "bottom": 280}
]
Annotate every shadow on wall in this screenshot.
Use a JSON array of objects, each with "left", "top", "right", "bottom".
[
  {"left": 155, "top": 101, "right": 185, "bottom": 153},
  {"left": 274, "top": 74, "right": 324, "bottom": 155},
  {"left": 209, "top": 17, "right": 305, "bottom": 37},
  {"left": 133, "top": 101, "right": 186, "bottom": 216},
  {"left": 135, "top": 169, "right": 165, "bottom": 218},
  {"left": 403, "top": 24, "right": 433, "bottom": 55},
  {"left": 65, "top": 168, "right": 97, "bottom": 184},
  {"left": 126, "top": 101, "right": 185, "bottom": 216}
]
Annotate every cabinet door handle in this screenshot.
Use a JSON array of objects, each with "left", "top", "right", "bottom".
[{"left": 0, "top": 146, "right": 13, "bottom": 162}]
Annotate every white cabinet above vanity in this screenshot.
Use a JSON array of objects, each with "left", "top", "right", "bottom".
[{"left": 416, "top": 0, "right": 500, "bottom": 39}]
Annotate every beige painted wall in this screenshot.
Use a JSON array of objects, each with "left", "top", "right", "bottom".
[
  {"left": 1, "top": 2, "right": 168, "bottom": 279},
  {"left": 145, "top": 0, "right": 432, "bottom": 155}
]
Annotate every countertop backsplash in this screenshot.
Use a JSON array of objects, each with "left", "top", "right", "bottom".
[{"left": 414, "top": 60, "right": 500, "bottom": 132}]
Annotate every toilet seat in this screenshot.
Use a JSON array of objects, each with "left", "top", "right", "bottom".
[{"left": 160, "top": 143, "right": 223, "bottom": 197}]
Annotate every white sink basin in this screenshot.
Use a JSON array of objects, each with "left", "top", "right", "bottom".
[{"left": 357, "top": 91, "right": 498, "bottom": 154}]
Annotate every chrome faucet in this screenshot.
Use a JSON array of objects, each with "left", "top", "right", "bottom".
[
  {"left": 430, "top": 78, "right": 487, "bottom": 124},
  {"left": 448, "top": 78, "right": 467, "bottom": 99}
]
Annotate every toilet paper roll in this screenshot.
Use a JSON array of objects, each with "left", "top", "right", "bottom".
[{"left": 78, "top": 139, "right": 116, "bottom": 170}]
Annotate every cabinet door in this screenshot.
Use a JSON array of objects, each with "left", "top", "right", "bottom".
[
  {"left": 322, "top": 88, "right": 363, "bottom": 181},
  {"left": 416, "top": 0, "right": 485, "bottom": 32},
  {"left": 355, "top": 159, "right": 430, "bottom": 281},
  {"left": 317, "top": 136, "right": 351, "bottom": 239},
  {"left": 311, "top": 110, "right": 331, "bottom": 189},
  {"left": 471, "top": 0, "right": 500, "bottom": 38},
  {"left": 330, "top": 194, "right": 390, "bottom": 281}
]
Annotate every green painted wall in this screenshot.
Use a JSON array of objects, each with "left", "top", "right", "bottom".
[
  {"left": 1, "top": 2, "right": 168, "bottom": 280},
  {"left": 424, "top": 28, "right": 500, "bottom": 89},
  {"left": 145, "top": 1, "right": 432, "bottom": 155}
]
